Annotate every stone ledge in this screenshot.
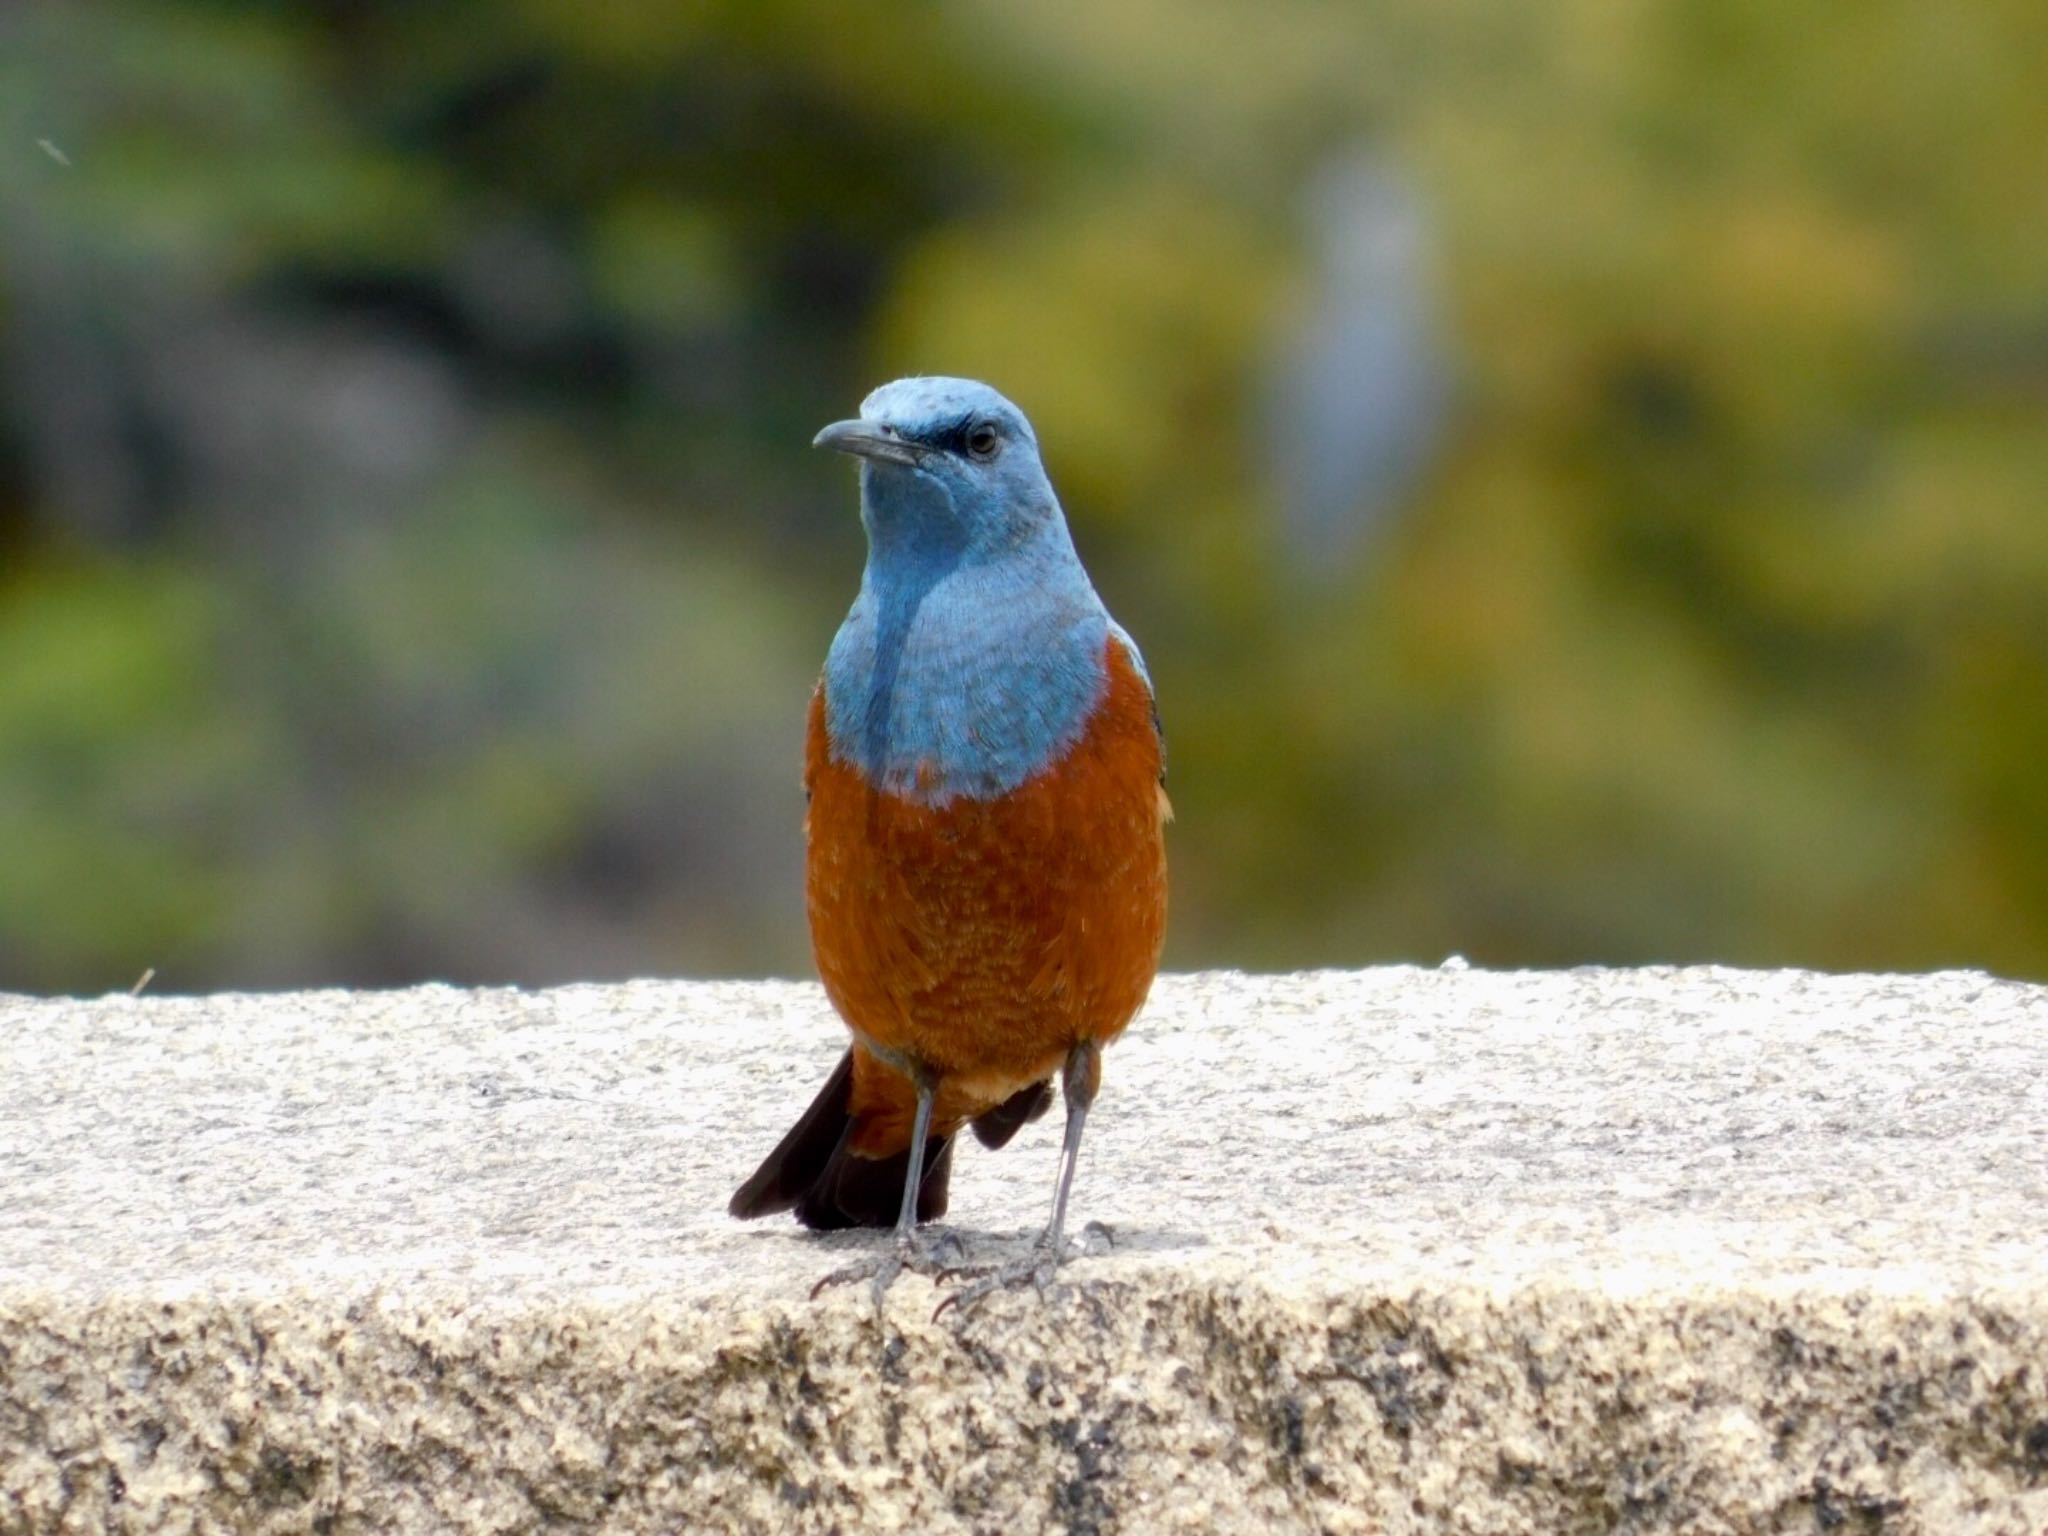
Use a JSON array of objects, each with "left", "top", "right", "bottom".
[{"left": 1, "top": 967, "right": 2045, "bottom": 1533}]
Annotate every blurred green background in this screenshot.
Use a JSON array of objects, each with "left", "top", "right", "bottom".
[{"left": 2, "top": 0, "right": 2044, "bottom": 994}]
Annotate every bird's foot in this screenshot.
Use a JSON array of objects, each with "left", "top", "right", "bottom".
[
  {"left": 931, "top": 1251, "right": 1061, "bottom": 1320},
  {"left": 809, "top": 1227, "right": 966, "bottom": 1307},
  {"left": 930, "top": 1222, "right": 1113, "bottom": 1320}
]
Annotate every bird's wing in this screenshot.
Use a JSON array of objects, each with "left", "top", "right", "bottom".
[{"left": 1107, "top": 619, "right": 1166, "bottom": 785}]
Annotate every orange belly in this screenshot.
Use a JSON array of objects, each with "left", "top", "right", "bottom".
[{"left": 805, "top": 636, "right": 1167, "bottom": 1158}]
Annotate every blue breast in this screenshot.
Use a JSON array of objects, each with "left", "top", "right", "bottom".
[{"left": 822, "top": 531, "right": 1121, "bottom": 806}]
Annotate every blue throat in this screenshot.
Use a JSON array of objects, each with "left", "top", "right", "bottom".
[{"left": 823, "top": 469, "right": 1113, "bottom": 806}]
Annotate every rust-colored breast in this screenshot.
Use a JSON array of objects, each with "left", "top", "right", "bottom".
[{"left": 805, "top": 636, "right": 1168, "bottom": 1156}]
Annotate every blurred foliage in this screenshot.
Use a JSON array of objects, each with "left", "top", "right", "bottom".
[{"left": 1, "top": 0, "right": 2045, "bottom": 992}]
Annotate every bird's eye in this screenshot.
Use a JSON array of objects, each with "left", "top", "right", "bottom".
[{"left": 965, "top": 422, "right": 1001, "bottom": 461}]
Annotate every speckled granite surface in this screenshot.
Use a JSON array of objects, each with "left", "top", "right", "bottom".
[{"left": 2, "top": 967, "right": 2044, "bottom": 1532}]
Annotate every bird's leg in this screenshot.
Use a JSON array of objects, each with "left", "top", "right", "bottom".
[
  {"left": 1038, "top": 1037, "right": 1100, "bottom": 1260},
  {"left": 934, "top": 1040, "right": 1101, "bottom": 1320},
  {"left": 811, "top": 1066, "right": 944, "bottom": 1306},
  {"left": 892, "top": 1067, "right": 936, "bottom": 1240}
]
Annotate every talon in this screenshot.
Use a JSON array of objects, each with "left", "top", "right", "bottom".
[
  {"left": 929, "top": 1248, "right": 1074, "bottom": 1321},
  {"left": 810, "top": 1255, "right": 900, "bottom": 1306},
  {"left": 808, "top": 1227, "right": 959, "bottom": 1305},
  {"left": 811, "top": 1260, "right": 878, "bottom": 1302}
]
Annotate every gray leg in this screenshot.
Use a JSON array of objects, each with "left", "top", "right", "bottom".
[
  {"left": 894, "top": 1070, "right": 937, "bottom": 1241},
  {"left": 933, "top": 1039, "right": 1105, "bottom": 1321},
  {"left": 810, "top": 1065, "right": 944, "bottom": 1306},
  {"left": 1042, "top": 1039, "right": 1100, "bottom": 1256}
]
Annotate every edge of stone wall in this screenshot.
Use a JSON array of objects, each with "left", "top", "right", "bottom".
[{"left": 2, "top": 966, "right": 2044, "bottom": 1533}]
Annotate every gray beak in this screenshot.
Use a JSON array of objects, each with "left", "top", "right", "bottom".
[{"left": 812, "top": 418, "right": 924, "bottom": 467}]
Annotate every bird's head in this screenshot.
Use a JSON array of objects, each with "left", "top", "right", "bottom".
[{"left": 813, "top": 377, "right": 1061, "bottom": 565}]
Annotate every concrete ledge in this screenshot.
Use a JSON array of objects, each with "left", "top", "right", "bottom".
[{"left": 2, "top": 967, "right": 2045, "bottom": 1533}]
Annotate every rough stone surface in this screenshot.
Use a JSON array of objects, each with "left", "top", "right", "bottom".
[{"left": 1, "top": 966, "right": 2045, "bottom": 1534}]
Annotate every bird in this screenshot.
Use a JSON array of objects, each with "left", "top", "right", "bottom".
[{"left": 728, "top": 376, "right": 1168, "bottom": 1294}]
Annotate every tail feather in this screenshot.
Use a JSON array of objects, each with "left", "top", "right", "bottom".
[
  {"left": 729, "top": 1048, "right": 953, "bottom": 1229},
  {"left": 796, "top": 1126, "right": 953, "bottom": 1230},
  {"left": 728, "top": 1050, "right": 857, "bottom": 1219},
  {"left": 970, "top": 1077, "right": 1053, "bottom": 1149}
]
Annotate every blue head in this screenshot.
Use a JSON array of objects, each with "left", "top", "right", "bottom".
[
  {"left": 813, "top": 377, "right": 1064, "bottom": 567},
  {"left": 814, "top": 377, "right": 1141, "bottom": 805}
]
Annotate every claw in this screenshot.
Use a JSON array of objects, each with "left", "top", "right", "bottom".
[
  {"left": 931, "top": 1250, "right": 1062, "bottom": 1321},
  {"left": 808, "top": 1229, "right": 951, "bottom": 1307},
  {"left": 808, "top": 1251, "right": 902, "bottom": 1305}
]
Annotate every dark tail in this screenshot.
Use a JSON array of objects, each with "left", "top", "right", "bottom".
[
  {"left": 971, "top": 1077, "right": 1053, "bottom": 1149},
  {"left": 728, "top": 1049, "right": 954, "bottom": 1230},
  {"left": 729, "top": 1054, "right": 1055, "bottom": 1230}
]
